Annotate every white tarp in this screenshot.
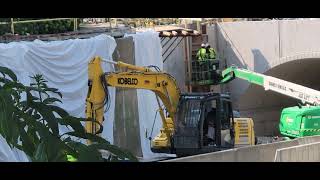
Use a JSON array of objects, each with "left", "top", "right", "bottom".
[
  {"left": 126, "top": 30, "right": 176, "bottom": 160},
  {"left": 0, "top": 31, "right": 175, "bottom": 161},
  {"left": 0, "top": 42, "right": 34, "bottom": 162},
  {"left": 0, "top": 34, "right": 117, "bottom": 161}
]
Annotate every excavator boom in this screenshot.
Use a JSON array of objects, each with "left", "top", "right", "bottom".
[
  {"left": 86, "top": 56, "right": 180, "bottom": 150},
  {"left": 220, "top": 66, "right": 320, "bottom": 105},
  {"left": 104, "top": 71, "right": 180, "bottom": 117}
]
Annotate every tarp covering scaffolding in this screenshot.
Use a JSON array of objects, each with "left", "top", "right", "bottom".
[
  {"left": 0, "top": 30, "right": 171, "bottom": 161},
  {"left": 0, "top": 34, "right": 116, "bottom": 161},
  {"left": 125, "top": 30, "right": 176, "bottom": 160}
]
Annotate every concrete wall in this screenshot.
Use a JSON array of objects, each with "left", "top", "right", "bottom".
[
  {"left": 275, "top": 142, "right": 320, "bottom": 162},
  {"left": 113, "top": 37, "right": 142, "bottom": 157},
  {"left": 112, "top": 35, "right": 189, "bottom": 158},
  {"left": 166, "top": 140, "right": 297, "bottom": 162},
  {"left": 210, "top": 19, "right": 320, "bottom": 135},
  {"left": 112, "top": 35, "right": 190, "bottom": 157},
  {"left": 165, "top": 136, "right": 320, "bottom": 162},
  {"left": 206, "top": 25, "right": 218, "bottom": 51},
  {"left": 280, "top": 20, "right": 320, "bottom": 58},
  {"left": 215, "top": 21, "right": 280, "bottom": 105},
  {"left": 162, "top": 37, "right": 188, "bottom": 92}
]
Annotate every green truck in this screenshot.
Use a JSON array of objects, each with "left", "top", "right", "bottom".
[{"left": 218, "top": 66, "right": 320, "bottom": 139}]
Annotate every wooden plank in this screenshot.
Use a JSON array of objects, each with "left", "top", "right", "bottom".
[
  {"left": 0, "top": 28, "right": 128, "bottom": 43},
  {"left": 181, "top": 30, "right": 188, "bottom": 36},
  {"left": 154, "top": 25, "right": 183, "bottom": 32},
  {"left": 171, "top": 31, "right": 178, "bottom": 36},
  {"left": 193, "top": 30, "right": 200, "bottom": 35},
  {"left": 161, "top": 31, "right": 172, "bottom": 37}
]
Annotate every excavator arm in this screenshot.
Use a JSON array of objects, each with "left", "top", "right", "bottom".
[
  {"left": 104, "top": 72, "right": 180, "bottom": 119},
  {"left": 85, "top": 56, "right": 181, "bottom": 150}
]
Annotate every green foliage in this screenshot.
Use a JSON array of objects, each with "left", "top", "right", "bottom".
[
  {"left": 0, "top": 66, "right": 137, "bottom": 162},
  {"left": 0, "top": 18, "right": 80, "bottom": 36}
]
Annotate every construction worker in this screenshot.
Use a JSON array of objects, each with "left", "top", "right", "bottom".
[
  {"left": 205, "top": 44, "right": 216, "bottom": 60},
  {"left": 196, "top": 43, "right": 207, "bottom": 60},
  {"left": 203, "top": 108, "right": 216, "bottom": 146}
]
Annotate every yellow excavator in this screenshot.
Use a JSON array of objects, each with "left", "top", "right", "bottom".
[{"left": 85, "top": 56, "right": 255, "bottom": 156}]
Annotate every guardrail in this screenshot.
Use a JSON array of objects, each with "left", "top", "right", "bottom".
[{"left": 0, "top": 18, "right": 78, "bottom": 35}]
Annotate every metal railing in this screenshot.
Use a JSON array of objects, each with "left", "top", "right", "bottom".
[{"left": 0, "top": 18, "right": 78, "bottom": 35}]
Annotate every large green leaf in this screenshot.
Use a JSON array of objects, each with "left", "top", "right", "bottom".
[
  {"left": 17, "top": 110, "right": 50, "bottom": 139},
  {"left": 49, "top": 105, "right": 69, "bottom": 118},
  {"left": 25, "top": 86, "right": 49, "bottom": 96},
  {"left": 19, "top": 125, "right": 36, "bottom": 157},
  {"left": 0, "top": 66, "right": 17, "bottom": 81},
  {"left": 3, "top": 81, "right": 24, "bottom": 91},
  {"left": 64, "top": 131, "right": 108, "bottom": 144},
  {"left": 44, "top": 88, "right": 59, "bottom": 92},
  {"left": 0, "top": 92, "right": 19, "bottom": 147},
  {"left": 26, "top": 126, "right": 40, "bottom": 146},
  {"left": 31, "top": 102, "right": 59, "bottom": 136},
  {"left": 0, "top": 77, "right": 14, "bottom": 85},
  {"left": 44, "top": 88, "right": 62, "bottom": 98},
  {"left": 66, "top": 141, "right": 103, "bottom": 162},
  {"left": 43, "top": 97, "right": 62, "bottom": 105},
  {"left": 11, "top": 90, "right": 21, "bottom": 104},
  {"left": 39, "top": 83, "right": 48, "bottom": 89},
  {"left": 61, "top": 137, "right": 79, "bottom": 158},
  {"left": 57, "top": 116, "right": 86, "bottom": 135},
  {"left": 89, "top": 143, "right": 138, "bottom": 162},
  {"left": 33, "top": 141, "right": 48, "bottom": 162},
  {"left": 23, "top": 90, "right": 39, "bottom": 110},
  {"left": 77, "top": 146, "right": 103, "bottom": 162},
  {"left": 46, "top": 135, "right": 68, "bottom": 162}
]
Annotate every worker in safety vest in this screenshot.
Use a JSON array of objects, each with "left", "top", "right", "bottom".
[
  {"left": 196, "top": 43, "right": 207, "bottom": 60},
  {"left": 205, "top": 44, "right": 216, "bottom": 60}
]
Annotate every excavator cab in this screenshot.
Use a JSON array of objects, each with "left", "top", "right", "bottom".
[{"left": 171, "top": 92, "right": 235, "bottom": 156}]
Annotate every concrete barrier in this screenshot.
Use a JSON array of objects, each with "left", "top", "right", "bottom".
[
  {"left": 165, "top": 149, "right": 237, "bottom": 162},
  {"left": 235, "top": 140, "right": 298, "bottom": 162},
  {"left": 164, "top": 136, "right": 320, "bottom": 162},
  {"left": 275, "top": 142, "right": 320, "bottom": 162},
  {"left": 297, "top": 135, "right": 320, "bottom": 144}
]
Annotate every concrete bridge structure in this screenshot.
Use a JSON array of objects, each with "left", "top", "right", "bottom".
[{"left": 206, "top": 19, "right": 320, "bottom": 136}]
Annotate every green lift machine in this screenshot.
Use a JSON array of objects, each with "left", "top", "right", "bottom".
[{"left": 218, "top": 66, "right": 320, "bottom": 138}]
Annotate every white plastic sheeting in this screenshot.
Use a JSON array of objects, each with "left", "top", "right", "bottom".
[
  {"left": 0, "top": 31, "right": 175, "bottom": 161},
  {"left": 126, "top": 31, "right": 176, "bottom": 160},
  {"left": 21, "top": 35, "right": 117, "bottom": 144},
  {"left": 0, "top": 34, "right": 117, "bottom": 161},
  {"left": 0, "top": 42, "right": 34, "bottom": 162}
]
